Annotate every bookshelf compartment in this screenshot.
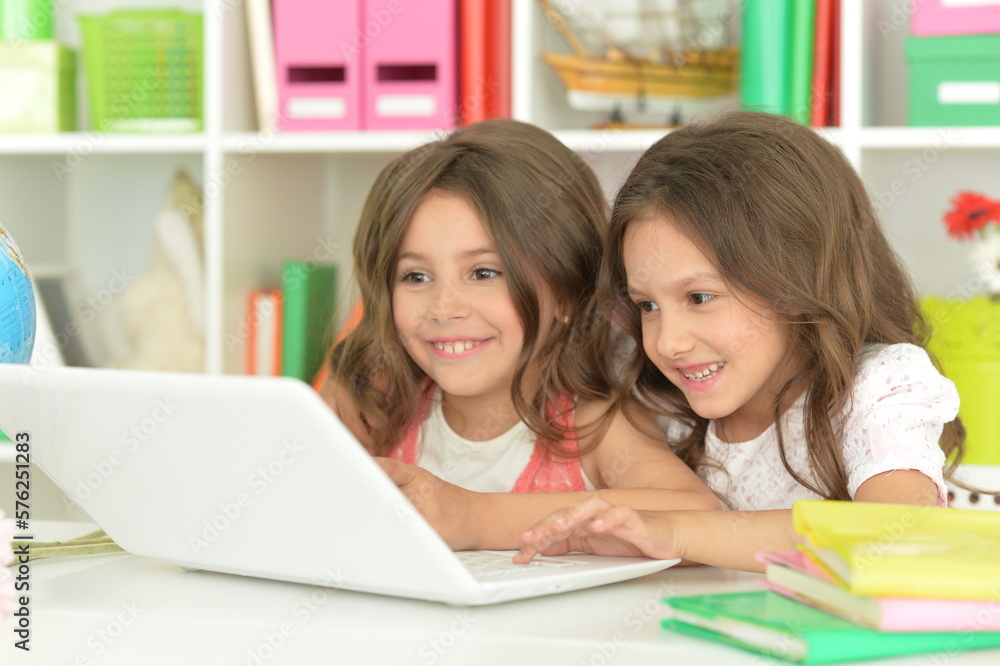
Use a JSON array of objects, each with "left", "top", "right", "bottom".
[
  {"left": 861, "top": 148, "right": 1000, "bottom": 299},
  {"left": 219, "top": 152, "right": 391, "bottom": 373}
]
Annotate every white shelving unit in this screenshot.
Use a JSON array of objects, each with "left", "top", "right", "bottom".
[{"left": 0, "top": 0, "right": 995, "bottom": 377}]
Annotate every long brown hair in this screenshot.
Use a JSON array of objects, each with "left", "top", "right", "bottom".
[
  {"left": 330, "top": 119, "right": 614, "bottom": 455},
  {"left": 603, "top": 111, "right": 965, "bottom": 500}
]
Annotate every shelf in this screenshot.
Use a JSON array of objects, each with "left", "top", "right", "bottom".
[
  {"left": 220, "top": 128, "right": 679, "bottom": 155},
  {"left": 553, "top": 129, "right": 672, "bottom": 153},
  {"left": 11, "top": 126, "right": 1000, "bottom": 159},
  {"left": 219, "top": 128, "right": 718, "bottom": 156},
  {"left": 858, "top": 127, "right": 1000, "bottom": 149},
  {"left": 0, "top": 133, "right": 207, "bottom": 155},
  {"left": 221, "top": 126, "right": 841, "bottom": 156},
  {"left": 221, "top": 131, "right": 433, "bottom": 154}
]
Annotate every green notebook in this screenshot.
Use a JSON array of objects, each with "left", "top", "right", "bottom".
[
  {"left": 280, "top": 260, "right": 338, "bottom": 383},
  {"left": 662, "top": 591, "right": 1000, "bottom": 664}
]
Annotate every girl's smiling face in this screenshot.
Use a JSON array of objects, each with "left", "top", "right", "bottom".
[
  {"left": 392, "top": 188, "right": 556, "bottom": 423},
  {"left": 623, "top": 215, "right": 798, "bottom": 442}
]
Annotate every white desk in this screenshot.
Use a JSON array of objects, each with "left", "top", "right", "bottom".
[{"left": 4, "top": 523, "right": 1000, "bottom": 666}]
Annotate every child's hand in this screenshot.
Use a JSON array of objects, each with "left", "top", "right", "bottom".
[
  {"left": 375, "top": 457, "right": 481, "bottom": 551},
  {"left": 319, "top": 376, "right": 374, "bottom": 451},
  {"left": 513, "top": 497, "right": 683, "bottom": 563}
]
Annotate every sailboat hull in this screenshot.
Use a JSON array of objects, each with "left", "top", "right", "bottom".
[{"left": 542, "top": 48, "right": 739, "bottom": 108}]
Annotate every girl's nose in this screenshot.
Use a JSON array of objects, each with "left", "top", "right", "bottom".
[
  {"left": 654, "top": 316, "right": 695, "bottom": 360},
  {"left": 427, "top": 280, "right": 470, "bottom": 322}
]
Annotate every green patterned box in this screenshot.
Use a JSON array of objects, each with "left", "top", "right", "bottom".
[
  {"left": 79, "top": 10, "right": 202, "bottom": 132},
  {"left": 922, "top": 296, "right": 1000, "bottom": 466},
  {"left": 0, "top": 40, "right": 75, "bottom": 132}
]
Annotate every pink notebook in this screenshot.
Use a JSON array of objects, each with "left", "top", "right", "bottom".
[{"left": 756, "top": 550, "right": 1000, "bottom": 632}]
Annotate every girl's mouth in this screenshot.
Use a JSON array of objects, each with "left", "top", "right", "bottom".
[
  {"left": 431, "top": 340, "right": 484, "bottom": 355},
  {"left": 679, "top": 362, "right": 725, "bottom": 382}
]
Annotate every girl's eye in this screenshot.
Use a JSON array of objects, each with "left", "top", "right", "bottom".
[
  {"left": 636, "top": 300, "right": 658, "bottom": 313},
  {"left": 400, "top": 271, "right": 429, "bottom": 284},
  {"left": 472, "top": 267, "right": 501, "bottom": 281},
  {"left": 690, "top": 293, "right": 716, "bottom": 305}
]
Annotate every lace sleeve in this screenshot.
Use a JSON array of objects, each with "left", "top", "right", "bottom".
[{"left": 842, "top": 343, "right": 959, "bottom": 504}]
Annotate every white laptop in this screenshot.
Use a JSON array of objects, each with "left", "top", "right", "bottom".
[{"left": 0, "top": 364, "right": 678, "bottom": 605}]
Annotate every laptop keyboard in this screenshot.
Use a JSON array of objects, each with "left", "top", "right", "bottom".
[{"left": 457, "top": 550, "right": 582, "bottom": 579}]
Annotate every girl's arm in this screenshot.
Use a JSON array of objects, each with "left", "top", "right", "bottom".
[
  {"left": 576, "top": 397, "right": 708, "bottom": 496},
  {"left": 375, "top": 399, "right": 720, "bottom": 552},
  {"left": 513, "top": 499, "right": 797, "bottom": 570},
  {"left": 514, "top": 469, "right": 941, "bottom": 572},
  {"left": 853, "top": 468, "right": 941, "bottom": 505}
]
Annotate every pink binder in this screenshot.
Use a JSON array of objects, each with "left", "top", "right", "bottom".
[
  {"left": 912, "top": 0, "right": 1000, "bottom": 36},
  {"left": 273, "top": 0, "right": 362, "bottom": 130},
  {"left": 361, "top": 0, "right": 457, "bottom": 130}
]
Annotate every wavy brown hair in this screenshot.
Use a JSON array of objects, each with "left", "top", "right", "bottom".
[
  {"left": 330, "top": 119, "right": 614, "bottom": 455},
  {"left": 603, "top": 111, "right": 965, "bottom": 501}
]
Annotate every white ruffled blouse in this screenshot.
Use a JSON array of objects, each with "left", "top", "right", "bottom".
[{"left": 697, "top": 343, "right": 959, "bottom": 510}]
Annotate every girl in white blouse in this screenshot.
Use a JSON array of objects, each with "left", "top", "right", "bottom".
[{"left": 515, "top": 111, "right": 967, "bottom": 573}]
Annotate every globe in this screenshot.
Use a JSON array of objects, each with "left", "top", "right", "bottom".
[{"left": 0, "top": 222, "right": 35, "bottom": 364}]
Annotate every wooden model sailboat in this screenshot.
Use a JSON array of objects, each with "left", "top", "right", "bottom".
[{"left": 539, "top": 0, "right": 739, "bottom": 120}]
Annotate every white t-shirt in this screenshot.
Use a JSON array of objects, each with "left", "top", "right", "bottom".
[
  {"left": 697, "top": 343, "right": 958, "bottom": 510},
  {"left": 415, "top": 392, "right": 598, "bottom": 493}
]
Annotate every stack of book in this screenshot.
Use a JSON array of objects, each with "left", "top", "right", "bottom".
[
  {"left": 741, "top": 0, "right": 839, "bottom": 127},
  {"left": 662, "top": 501, "right": 1000, "bottom": 664},
  {"left": 245, "top": 260, "right": 338, "bottom": 383}
]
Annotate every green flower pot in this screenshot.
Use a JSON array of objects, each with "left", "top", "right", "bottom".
[{"left": 922, "top": 296, "right": 1000, "bottom": 466}]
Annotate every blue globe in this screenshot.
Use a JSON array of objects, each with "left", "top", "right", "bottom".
[{"left": 0, "top": 222, "right": 35, "bottom": 364}]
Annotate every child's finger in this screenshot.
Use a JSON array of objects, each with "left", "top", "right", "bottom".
[
  {"left": 565, "top": 496, "right": 616, "bottom": 522},
  {"left": 527, "top": 507, "right": 588, "bottom": 545},
  {"left": 514, "top": 499, "right": 612, "bottom": 562},
  {"left": 513, "top": 526, "right": 557, "bottom": 559},
  {"left": 598, "top": 508, "right": 679, "bottom": 560},
  {"left": 586, "top": 504, "right": 635, "bottom": 532},
  {"left": 514, "top": 516, "right": 572, "bottom": 563},
  {"left": 513, "top": 541, "right": 553, "bottom": 563}
]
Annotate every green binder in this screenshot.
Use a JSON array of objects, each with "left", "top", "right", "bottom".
[
  {"left": 741, "top": 0, "right": 794, "bottom": 116},
  {"left": 788, "top": 0, "right": 816, "bottom": 125},
  {"left": 280, "top": 260, "right": 338, "bottom": 383},
  {"left": 662, "top": 591, "right": 1000, "bottom": 664}
]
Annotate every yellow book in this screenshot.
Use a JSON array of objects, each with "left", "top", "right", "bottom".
[{"left": 792, "top": 500, "right": 1000, "bottom": 600}]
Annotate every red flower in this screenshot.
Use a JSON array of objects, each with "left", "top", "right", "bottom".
[{"left": 943, "top": 191, "right": 1000, "bottom": 240}]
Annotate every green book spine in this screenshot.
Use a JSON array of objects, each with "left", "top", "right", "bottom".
[
  {"left": 280, "top": 261, "right": 338, "bottom": 383},
  {"left": 663, "top": 591, "right": 1000, "bottom": 665},
  {"left": 803, "top": 624, "right": 1000, "bottom": 665},
  {"left": 788, "top": 0, "right": 817, "bottom": 125},
  {"left": 740, "top": 0, "right": 794, "bottom": 116}
]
